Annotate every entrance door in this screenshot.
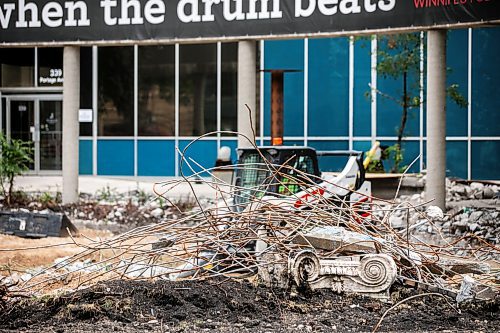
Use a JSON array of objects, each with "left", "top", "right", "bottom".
[
  {"left": 5, "top": 96, "right": 63, "bottom": 174},
  {"left": 9, "top": 100, "right": 36, "bottom": 170},
  {"left": 39, "top": 101, "right": 63, "bottom": 171}
]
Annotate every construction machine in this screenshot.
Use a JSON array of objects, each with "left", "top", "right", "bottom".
[{"left": 230, "top": 145, "right": 374, "bottom": 221}]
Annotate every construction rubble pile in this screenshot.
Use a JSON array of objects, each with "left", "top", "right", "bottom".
[
  {"left": 0, "top": 190, "right": 203, "bottom": 235},
  {"left": 0, "top": 159, "right": 497, "bottom": 307},
  {"left": 384, "top": 180, "right": 499, "bottom": 256}
]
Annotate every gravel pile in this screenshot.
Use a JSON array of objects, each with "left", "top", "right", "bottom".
[
  {"left": 448, "top": 181, "right": 499, "bottom": 201},
  {"left": 379, "top": 180, "right": 499, "bottom": 259},
  {"left": 446, "top": 208, "right": 499, "bottom": 243}
]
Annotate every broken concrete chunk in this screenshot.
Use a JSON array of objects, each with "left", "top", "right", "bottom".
[
  {"left": 427, "top": 257, "right": 491, "bottom": 276},
  {"left": 450, "top": 185, "right": 467, "bottom": 196},
  {"left": 259, "top": 250, "right": 397, "bottom": 299},
  {"left": 469, "top": 210, "right": 484, "bottom": 222},
  {"left": 473, "top": 191, "right": 484, "bottom": 200},
  {"left": 291, "top": 226, "right": 383, "bottom": 254},
  {"left": 389, "top": 215, "right": 406, "bottom": 229},
  {"left": 258, "top": 253, "right": 289, "bottom": 289},
  {"left": 470, "top": 182, "right": 485, "bottom": 192},
  {"left": 118, "top": 260, "right": 173, "bottom": 278},
  {"left": 456, "top": 275, "right": 477, "bottom": 303},
  {"left": 482, "top": 187, "right": 495, "bottom": 199},
  {"left": 475, "top": 286, "right": 498, "bottom": 301},
  {"left": 426, "top": 206, "right": 444, "bottom": 220}
]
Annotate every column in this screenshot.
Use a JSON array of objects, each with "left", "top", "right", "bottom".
[
  {"left": 237, "top": 40, "right": 257, "bottom": 148},
  {"left": 426, "top": 30, "right": 447, "bottom": 210},
  {"left": 62, "top": 46, "right": 80, "bottom": 204}
]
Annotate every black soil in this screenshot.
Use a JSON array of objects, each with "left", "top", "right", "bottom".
[{"left": 1, "top": 279, "right": 498, "bottom": 333}]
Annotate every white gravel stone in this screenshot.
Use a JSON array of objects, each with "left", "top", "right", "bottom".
[
  {"left": 426, "top": 206, "right": 444, "bottom": 220},
  {"left": 469, "top": 223, "right": 480, "bottom": 232},
  {"left": 149, "top": 201, "right": 161, "bottom": 209},
  {"left": 470, "top": 182, "right": 485, "bottom": 192},
  {"left": 151, "top": 208, "right": 164, "bottom": 218},
  {"left": 389, "top": 215, "right": 406, "bottom": 229}
]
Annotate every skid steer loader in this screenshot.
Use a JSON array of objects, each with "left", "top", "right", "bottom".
[{"left": 230, "top": 145, "right": 373, "bottom": 220}]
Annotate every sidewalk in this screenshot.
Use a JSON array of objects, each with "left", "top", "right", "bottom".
[{"left": 14, "top": 175, "right": 228, "bottom": 199}]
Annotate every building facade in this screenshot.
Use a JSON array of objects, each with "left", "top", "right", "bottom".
[{"left": 1, "top": 27, "right": 499, "bottom": 179}]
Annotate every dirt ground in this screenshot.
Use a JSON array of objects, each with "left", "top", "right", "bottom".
[
  {"left": 0, "top": 278, "right": 498, "bottom": 333},
  {"left": 0, "top": 229, "right": 113, "bottom": 273},
  {"left": 1, "top": 191, "right": 498, "bottom": 332}
]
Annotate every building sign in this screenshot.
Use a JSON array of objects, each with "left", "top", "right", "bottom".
[
  {"left": 78, "top": 109, "right": 93, "bottom": 122},
  {"left": 0, "top": 0, "right": 498, "bottom": 44},
  {"left": 39, "top": 68, "right": 63, "bottom": 85}
]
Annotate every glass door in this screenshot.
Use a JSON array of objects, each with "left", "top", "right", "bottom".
[
  {"left": 9, "top": 100, "right": 36, "bottom": 170},
  {"left": 39, "top": 101, "right": 62, "bottom": 171},
  {"left": 5, "top": 96, "right": 63, "bottom": 174}
]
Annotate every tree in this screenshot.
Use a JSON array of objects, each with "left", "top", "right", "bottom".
[
  {"left": 0, "top": 133, "right": 33, "bottom": 205},
  {"left": 373, "top": 33, "right": 467, "bottom": 173}
]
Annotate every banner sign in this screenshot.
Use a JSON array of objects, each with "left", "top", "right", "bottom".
[{"left": 0, "top": 0, "right": 499, "bottom": 44}]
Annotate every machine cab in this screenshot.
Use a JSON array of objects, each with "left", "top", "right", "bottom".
[{"left": 233, "top": 147, "right": 322, "bottom": 207}]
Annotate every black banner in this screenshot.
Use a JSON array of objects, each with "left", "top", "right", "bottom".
[{"left": 0, "top": 0, "right": 499, "bottom": 44}]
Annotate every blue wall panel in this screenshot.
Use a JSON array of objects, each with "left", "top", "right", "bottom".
[
  {"left": 308, "top": 140, "right": 349, "bottom": 172},
  {"left": 79, "top": 140, "right": 92, "bottom": 175},
  {"left": 446, "top": 141, "right": 467, "bottom": 179},
  {"left": 472, "top": 28, "right": 500, "bottom": 137},
  {"left": 377, "top": 35, "right": 421, "bottom": 138},
  {"left": 138, "top": 140, "right": 175, "bottom": 176},
  {"left": 353, "top": 141, "right": 373, "bottom": 153},
  {"left": 471, "top": 141, "right": 500, "bottom": 180},
  {"left": 309, "top": 38, "right": 349, "bottom": 136},
  {"left": 97, "top": 140, "right": 134, "bottom": 176},
  {"left": 446, "top": 30, "right": 468, "bottom": 137},
  {"left": 264, "top": 40, "right": 304, "bottom": 137},
  {"left": 377, "top": 73, "right": 402, "bottom": 137},
  {"left": 354, "top": 38, "right": 372, "bottom": 137},
  {"left": 178, "top": 140, "right": 218, "bottom": 177}
]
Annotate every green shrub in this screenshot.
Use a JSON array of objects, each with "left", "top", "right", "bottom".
[{"left": 0, "top": 133, "right": 33, "bottom": 205}]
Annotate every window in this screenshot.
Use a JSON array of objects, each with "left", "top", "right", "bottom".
[
  {"left": 264, "top": 40, "right": 304, "bottom": 137},
  {"left": 80, "top": 47, "right": 93, "bottom": 136},
  {"left": 221, "top": 43, "right": 238, "bottom": 135},
  {"left": 98, "top": 47, "right": 134, "bottom": 136},
  {"left": 1, "top": 98, "right": 6, "bottom": 133},
  {"left": 179, "top": 44, "right": 217, "bottom": 136},
  {"left": 0, "top": 48, "right": 34, "bottom": 87},
  {"left": 138, "top": 45, "right": 175, "bottom": 136},
  {"left": 309, "top": 38, "right": 349, "bottom": 136},
  {"left": 38, "top": 48, "right": 63, "bottom": 87},
  {"left": 472, "top": 28, "right": 500, "bottom": 136}
]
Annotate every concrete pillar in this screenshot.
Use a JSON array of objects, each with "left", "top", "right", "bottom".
[
  {"left": 62, "top": 46, "right": 80, "bottom": 204},
  {"left": 237, "top": 40, "right": 257, "bottom": 148},
  {"left": 426, "top": 30, "right": 447, "bottom": 210}
]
